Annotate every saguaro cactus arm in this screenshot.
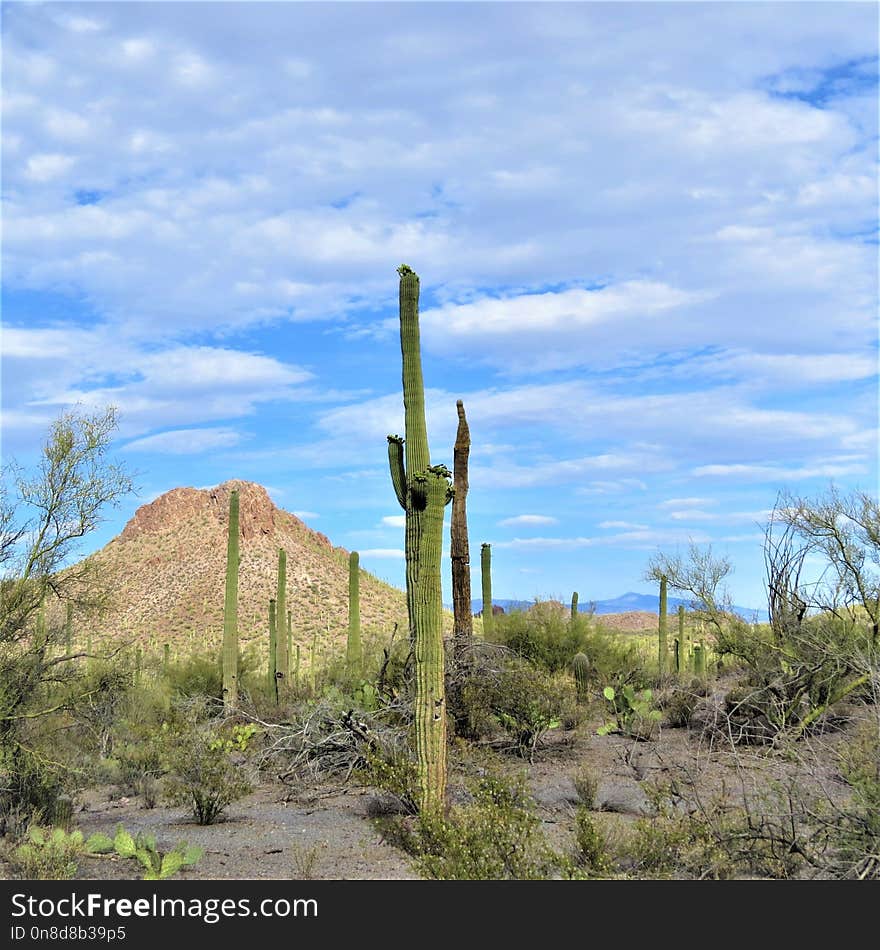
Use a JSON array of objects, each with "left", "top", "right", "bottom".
[{"left": 387, "top": 435, "right": 407, "bottom": 509}]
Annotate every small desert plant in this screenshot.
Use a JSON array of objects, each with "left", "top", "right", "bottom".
[
  {"left": 598, "top": 685, "right": 662, "bottom": 740},
  {"left": 572, "top": 806, "right": 612, "bottom": 877},
  {"left": 290, "top": 841, "right": 321, "bottom": 880},
  {"left": 363, "top": 745, "right": 420, "bottom": 815},
  {"left": 572, "top": 765, "right": 600, "bottom": 808},
  {"left": 87, "top": 825, "right": 202, "bottom": 880},
  {"left": 10, "top": 826, "right": 85, "bottom": 880}
]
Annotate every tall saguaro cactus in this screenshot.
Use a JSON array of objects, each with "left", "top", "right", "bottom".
[
  {"left": 481, "top": 543, "right": 493, "bottom": 639},
  {"left": 451, "top": 399, "right": 473, "bottom": 662},
  {"left": 347, "top": 551, "right": 362, "bottom": 674},
  {"left": 658, "top": 574, "right": 668, "bottom": 676},
  {"left": 571, "top": 591, "right": 579, "bottom": 621},
  {"left": 275, "top": 549, "right": 288, "bottom": 690},
  {"left": 386, "top": 264, "right": 453, "bottom": 815},
  {"left": 222, "top": 489, "right": 240, "bottom": 709},
  {"left": 268, "top": 598, "right": 277, "bottom": 698},
  {"left": 677, "top": 604, "right": 687, "bottom": 674}
]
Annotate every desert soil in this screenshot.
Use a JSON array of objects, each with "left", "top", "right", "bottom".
[{"left": 50, "top": 708, "right": 858, "bottom": 882}]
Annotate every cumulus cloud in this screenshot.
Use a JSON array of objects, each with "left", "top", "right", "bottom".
[
  {"left": 498, "top": 514, "right": 559, "bottom": 527},
  {"left": 123, "top": 427, "right": 242, "bottom": 455}
]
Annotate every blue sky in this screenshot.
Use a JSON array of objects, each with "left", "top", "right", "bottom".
[{"left": 2, "top": 1, "right": 877, "bottom": 611}]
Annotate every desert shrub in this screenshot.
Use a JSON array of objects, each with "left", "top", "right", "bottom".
[
  {"left": 489, "top": 603, "right": 593, "bottom": 673},
  {"left": 572, "top": 765, "right": 600, "bottom": 808},
  {"left": 459, "top": 655, "right": 575, "bottom": 760},
  {"left": 0, "top": 747, "right": 74, "bottom": 833},
  {"left": 362, "top": 744, "right": 419, "bottom": 815},
  {"left": 572, "top": 806, "right": 612, "bottom": 877},
  {"left": 625, "top": 782, "right": 805, "bottom": 880},
  {"left": 163, "top": 722, "right": 256, "bottom": 824},
  {"left": 10, "top": 826, "right": 85, "bottom": 880},
  {"left": 662, "top": 683, "right": 704, "bottom": 728},
  {"left": 115, "top": 740, "right": 163, "bottom": 807},
  {"left": 397, "top": 774, "right": 560, "bottom": 880}
]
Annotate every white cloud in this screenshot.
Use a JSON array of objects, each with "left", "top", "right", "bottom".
[
  {"left": 498, "top": 514, "right": 559, "bottom": 527},
  {"left": 598, "top": 520, "right": 649, "bottom": 530},
  {"left": 123, "top": 427, "right": 242, "bottom": 455},
  {"left": 693, "top": 458, "right": 869, "bottom": 481},
  {"left": 24, "top": 153, "right": 75, "bottom": 182},
  {"left": 659, "top": 497, "right": 716, "bottom": 509},
  {"left": 381, "top": 515, "right": 406, "bottom": 528}
]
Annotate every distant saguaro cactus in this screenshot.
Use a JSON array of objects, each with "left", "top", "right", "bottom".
[
  {"left": 571, "top": 591, "right": 579, "bottom": 621},
  {"left": 677, "top": 604, "right": 687, "bottom": 674},
  {"left": 222, "top": 488, "right": 240, "bottom": 709},
  {"left": 481, "top": 543, "right": 493, "bottom": 639},
  {"left": 658, "top": 574, "right": 668, "bottom": 676},
  {"left": 386, "top": 264, "right": 453, "bottom": 815},
  {"left": 347, "top": 551, "right": 362, "bottom": 674},
  {"left": 572, "top": 652, "right": 590, "bottom": 703}
]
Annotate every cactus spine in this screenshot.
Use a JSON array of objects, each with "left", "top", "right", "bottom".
[
  {"left": 222, "top": 488, "right": 240, "bottom": 709},
  {"left": 572, "top": 652, "right": 590, "bottom": 703},
  {"left": 571, "top": 591, "right": 579, "bottom": 621},
  {"left": 268, "top": 598, "right": 277, "bottom": 698},
  {"left": 451, "top": 399, "right": 473, "bottom": 663},
  {"left": 481, "top": 543, "right": 493, "bottom": 639},
  {"left": 275, "top": 549, "right": 288, "bottom": 691},
  {"left": 347, "top": 551, "right": 362, "bottom": 674},
  {"left": 386, "top": 264, "right": 453, "bottom": 815},
  {"left": 658, "top": 574, "right": 668, "bottom": 676}
]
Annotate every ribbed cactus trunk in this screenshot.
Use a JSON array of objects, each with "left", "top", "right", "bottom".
[
  {"left": 572, "top": 651, "right": 590, "bottom": 703},
  {"left": 571, "top": 591, "right": 579, "bottom": 621},
  {"left": 222, "top": 488, "right": 240, "bottom": 709},
  {"left": 347, "top": 551, "right": 362, "bottom": 674},
  {"left": 481, "top": 543, "right": 493, "bottom": 639},
  {"left": 451, "top": 399, "right": 473, "bottom": 663},
  {"left": 387, "top": 264, "right": 452, "bottom": 815},
  {"left": 658, "top": 574, "right": 668, "bottom": 676},
  {"left": 275, "top": 549, "right": 288, "bottom": 692},
  {"left": 268, "top": 598, "right": 277, "bottom": 700},
  {"left": 287, "top": 610, "right": 293, "bottom": 688},
  {"left": 677, "top": 605, "right": 687, "bottom": 674}
]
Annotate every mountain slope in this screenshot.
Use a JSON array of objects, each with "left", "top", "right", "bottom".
[{"left": 78, "top": 480, "right": 410, "bottom": 658}]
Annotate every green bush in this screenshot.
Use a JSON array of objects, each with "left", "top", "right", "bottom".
[
  {"left": 399, "top": 775, "right": 560, "bottom": 880},
  {"left": 571, "top": 765, "right": 600, "bottom": 808},
  {"left": 163, "top": 723, "right": 255, "bottom": 824},
  {"left": 572, "top": 806, "right": 612, "bottom": 877},
  {"left": 0, "top": 747, "right": 73, "bottom": 832},
  {"left": 459, "top": 657, "right": 575, "bottom": 760}
]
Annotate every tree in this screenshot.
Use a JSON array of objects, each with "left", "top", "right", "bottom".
[
  {"left": 774, "top": 486, "right": 879, "bottom": 648},
  {"left": 0, "top": 407, "right": 133, "bottom": 817}
]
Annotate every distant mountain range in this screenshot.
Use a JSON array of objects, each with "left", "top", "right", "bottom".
[{"left": 466, "top": 591, "right": 768, "bottom": 623}]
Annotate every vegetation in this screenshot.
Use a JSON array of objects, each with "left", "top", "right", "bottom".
[{"left": 0, "top": 273, "right": 876, "bottom": 882}]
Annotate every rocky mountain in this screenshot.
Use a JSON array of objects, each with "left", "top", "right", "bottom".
[{"left": 76, "top": 480, "right": 410, "bottom": 661}]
